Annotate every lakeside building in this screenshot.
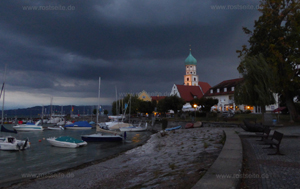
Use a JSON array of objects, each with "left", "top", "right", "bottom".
[{"left": 204, "top": 78, "right": 279, "bottom": 112}]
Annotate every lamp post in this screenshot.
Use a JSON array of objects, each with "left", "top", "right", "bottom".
[{"left": 193, "top": 104, "right": 197, "bottom": 122}]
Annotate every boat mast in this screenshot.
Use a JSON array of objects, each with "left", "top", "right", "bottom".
[
  {"left": 115, "top": 86, "right": 118, "bottom": 115},
  {"left": 1, "top": 64, "right": 7, "bottom": 125},
  {"left": 97, "top": 77, "right": 101, "bottom": 125}
]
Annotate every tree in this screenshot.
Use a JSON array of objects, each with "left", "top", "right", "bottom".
[
  {"left": 157, "top": 95, "right": 185, "bottom": 116},
  {"left": 237, "top": 0, "right": 300, "bottom": 121},
  {"left": 191, "top": 97, "right": 219, "bottom": 116},
  {"left": 139, "top": 101, "right": 154, "bottom": 114},
  {"left": 235, "top": 54, "right": 276, "bottom": 114}
]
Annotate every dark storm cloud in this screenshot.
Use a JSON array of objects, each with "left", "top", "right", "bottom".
[{"left": 0, "top": 0, "right": 261, "bottom": 108}]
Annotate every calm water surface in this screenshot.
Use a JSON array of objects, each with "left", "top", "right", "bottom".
[{"left": 0, "top": 124, "right": 152, "bottom": 187}]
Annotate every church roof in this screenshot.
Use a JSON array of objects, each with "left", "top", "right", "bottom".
[
  {"left": 175, "top": 81, "right": 211, "bottom": 102},
  {"left": 185, "top": 51, "right": 197, "bottom": 65}
]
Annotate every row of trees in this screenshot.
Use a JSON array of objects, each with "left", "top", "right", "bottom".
[
  {"left": 236, "top": 0, "right": 300, "bottom": 121},
  {"left": 111, "top": 94, "right": 219, "bottom": 117}
]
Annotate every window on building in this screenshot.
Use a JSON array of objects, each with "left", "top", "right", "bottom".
[
  {"left": 217, "top": 88, "right": 220, "bottom": 93},
  {"left": 186, "top": 66, "right": 188, "bottom": 68},
  {"left": 224, "top": 88, "right": 227, "bottom": 92},
  {"left": 190, "top": 66, "right": 192, "bottom": 68},
  {"left": 142, "top": 96, "right": 146, "bottom": 99},
  {"left": 194, "top": 78, "right": 196, "bottom": 81},
  {"left": 190, "top": 72, "right": 192, "bottom": 74},
  {"left": 231, "top": 86, "right": 235, "bottom": 91},
  {"left": 210, "top": 89, "right": 213, "bottom": 93},
  {"left": 187, "top": 78, "right": 189, "bottom": 81}
]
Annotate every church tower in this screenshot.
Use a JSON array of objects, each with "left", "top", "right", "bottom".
[{"left": 184, "top": 50, "right": 198, "bottom": 86}]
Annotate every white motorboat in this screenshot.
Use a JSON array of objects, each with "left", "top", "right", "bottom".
[
  {"left": 47, "top": 136, "right": 87, "bottom": 148},
  {"left": 0, "top": 136, "right": 30, "bottom": 151},
  {"left": 119, "top": 122, "right": 148, "bottom": 132},
  {"left": 48, "top": 126, "right": 64, "bottom": 130},
  {"left": 13, "top": 120, "right": 44, "bottom": 131}
]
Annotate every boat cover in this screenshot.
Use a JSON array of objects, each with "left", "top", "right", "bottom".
[
  {"left": 55, "top": 136, "right": 85, "bottom": 143},
  {"left": 65, "top": 121, "right": 92, "bottom": 128}
]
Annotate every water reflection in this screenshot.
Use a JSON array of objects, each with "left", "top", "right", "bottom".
[{"left": 131, "top": 133, "right": 141, "bottom": 143}]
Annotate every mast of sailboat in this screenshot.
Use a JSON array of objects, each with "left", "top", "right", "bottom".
[
  {"left": 115, "top": 86, "right": 118, "bottom": 115},
  {"left": 129, "top": 93, "right": 131, "bottom": 124},
  {"left": 1, "top": 64, "right": 7, "bottom": 125},
  {"left": 97, "top": 77, "right": 101, "bottom": 125}
]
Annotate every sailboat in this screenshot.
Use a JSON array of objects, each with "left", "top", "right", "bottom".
[
  {"left": 0, "top": 65, "right": 31, "bottom": 150},
  {"left": 81, "top": 77, "right": 124, "bottom": 142}
]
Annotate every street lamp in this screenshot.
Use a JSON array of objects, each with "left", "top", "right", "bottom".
[{"left": 193, "top": 104, "right": 197, "bottom": 122}]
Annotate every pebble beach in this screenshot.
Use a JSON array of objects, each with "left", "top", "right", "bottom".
[{"left": 8, "top": 127, "right": 225, "bottom": 189}]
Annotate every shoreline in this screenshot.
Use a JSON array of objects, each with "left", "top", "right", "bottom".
[
  {"left": 1, "top": 133, "right": 153, "bottom": 189},
  {"left": 7, "top": 127, "right": 224, "bottom": 189}
]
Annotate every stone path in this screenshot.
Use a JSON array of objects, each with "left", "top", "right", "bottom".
[{"left": 240, "top": 136, "right": 300, "bottom": 188}]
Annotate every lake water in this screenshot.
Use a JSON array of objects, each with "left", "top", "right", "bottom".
[{"left": 0, "top": 124, "right": 152, "bottom": 187}]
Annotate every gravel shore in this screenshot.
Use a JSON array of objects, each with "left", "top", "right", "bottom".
[{"left": 9, "top": 127, "right": 224, "bottom": 189}]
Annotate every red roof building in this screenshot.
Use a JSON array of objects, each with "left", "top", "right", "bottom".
[{"left": 170, "top": 81, "right": 211, "bottom": 102}]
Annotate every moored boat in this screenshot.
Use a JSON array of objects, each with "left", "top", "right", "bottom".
[
  {"left": 165, "top": 125, "right": 182, "bottom": 131},
  {"left": 64, "top": 121, "right": 92, "bottom": 130},
  {"left": 119, "top": 122, "right": 148, "bottom": 132},
  {"left": 48, "top": 126, "right": 64, "bottom": 130},
  {"left": 0, "top": 136, "right": 30, "bottom": 151},
  {"left": 47, "top": 136, "right": 87, "bottom": 148},
  {"left": 81, "top": 133, "right": 123, "bottom": 142},
  {"left": 13, "top": 120, "right": 44, "bottom": 131}
]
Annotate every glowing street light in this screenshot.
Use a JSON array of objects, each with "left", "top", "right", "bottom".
[{"left": 193, "top": 104, "right": 197, "bottom": 122}]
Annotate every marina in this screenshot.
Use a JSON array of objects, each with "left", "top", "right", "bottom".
[{"left": 0, "top": 124, "right": 152, "bottom": 187}]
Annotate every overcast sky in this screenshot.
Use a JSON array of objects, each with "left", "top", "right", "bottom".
[{"left": 0, "top": 0, "right": 262, "bottom": 109}]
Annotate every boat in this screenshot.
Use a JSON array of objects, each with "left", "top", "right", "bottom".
[
  {"left": 64, "top": 121, "right": 92, "bottom": 130},
  {"left": 47, "top": 136, "right": 87, "bottom": 148},
  {"left": 57, "top": 119, "right": 73, "bottom": 126},
  {"left": 165, "top": 125, "right": 182, "bottom": 131},
  {"left": 1, "top": 125, "right": 17, "bottom": 133},
  {"left": 0, "top": 136, "right": 30, "bottom": 151},
  {"left": 48, "top": 126, "right": 64, "bottom": 130},
  {"left": 13, "top": 120, "right": 44, "bottom": 131},
  {"left": 89, "top": 121, "right": 95, "bottom": 125},
  {"left": 81, "top": 133, "right": 123, "bottom": 142},
  {"left": 119, "top": 122, "right": 148, "bottom": 132}
]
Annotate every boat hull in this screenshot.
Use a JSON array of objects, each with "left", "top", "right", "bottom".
[
  {"left": 47, "top": 138, "right": 87, "bottom": 148},
  {"left": 119, "top": 127, "right": 147, "bottom": 132},
  {"left": 65, "top": 127, "right": 92, "bottom": 130},
  {"left": 13, "top": 126, "right": 44, "bottom": 131},
  {"left": 81, "top": 134, "right": 123, "bottom": 142}
]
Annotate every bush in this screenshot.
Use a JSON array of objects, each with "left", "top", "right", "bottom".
[{"left": 161, "top": 119, "right": 168, "bottom": 130}]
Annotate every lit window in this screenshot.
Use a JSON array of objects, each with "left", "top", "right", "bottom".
[
  {"left": 224, "top": 88, "right": 227, "bottom": 92},
  {"left": 217, "top": 88, "right": 220, "bottom": 93},
  {"left": 210, "top": 89, "right": 213, "bottom": 93},
  {"left": 232, "top": 87, "right": 235, "bottom": 91}
]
